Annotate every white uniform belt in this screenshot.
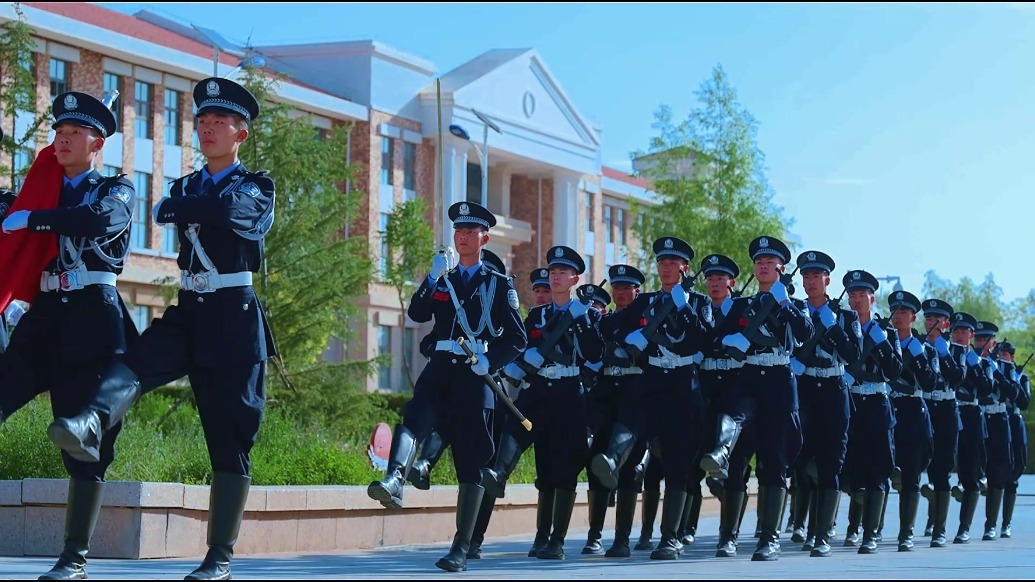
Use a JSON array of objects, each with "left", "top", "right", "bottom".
[
  {"left": 41, "top": 270, "right": 117, "bottom": 292},
  {"left": 983, "top": 403, "right": 1007, "bottom": 414},
  {"left": 803, "top": 364, "right": 844, "bottom": 378},
  {"left": 701, "top": 358, "right": 744, "bottom": 371},
  {"left": 180, "top": 270, "right": 252, "bottom": 293},
  {"left": 924, "top": 390, "right": 956, "bottom": 402},
  {"left": 957, "top": 400, "right": 980, "bottom": 407},
  {"left": 745, "top": 353, "right": 791, "bottom": 367},
  {"left": 435, "top": 340, "right": 487, "bottom": 355},
  {"left": 892, "top": 389, "right": 923, "bottom": 399},
  {"left": 537, "top": 365, "right": 581, "bottom": 379},
  {"left": 604, "top": 366, "right": 643, "bottom": 377},
  {"left": 850, "top": 382, "right": 889, "bottom": 396},
  {"left": 648, "top": 354, "right": 697, "bottom": 369}
]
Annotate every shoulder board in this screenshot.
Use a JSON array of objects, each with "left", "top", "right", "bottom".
[
  {"left": 488, "top": 270, "right": 511, "bottom": 280},
  {"left": 100, "top": 176, "right": 135, "bottom": 204}
]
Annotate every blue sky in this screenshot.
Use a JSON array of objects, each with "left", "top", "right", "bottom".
[{"left": 101, "top": 2, "right": 1035, "bottom": 302}]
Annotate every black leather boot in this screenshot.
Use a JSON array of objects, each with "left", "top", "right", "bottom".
[
  {"left": 1002, "top": 487, "right": 1017, "bottom": 539},
  {"left": 650, "top": 490, "right": 687, "bottom": 560},
  {"left": 858, "top": 489, "right": 886, "bottom": 555},
  {"left": 844, "top": 491, "right": 862, "bottom": 546},
  {"left": 930, "top": 490, "right": 951, "bottom": 547},
  {"left": 791, "top": 485, "right": 811, "bottom": 544},
  {"left": 49, "top": 360, "right": 141, "bottom": 464},
  {"left": 605, "top": 490, "right": 638, "bottom": 558},
  {"left": 581, "top": 490, "right": 608, "bottom": 554},
  {"left": 467, "top": 493, "right": 496, "bottom": 559},
  {"left": 810, "top": 489, "right": 840, "bottom": 558},
  {"left": 921, "top": 483, "right": 935, "bottom": 536},
  {"left": 898, "top": 491, "right": 920, "bottom": 551},
  {"left": 803, "top": 486, "right": 819, "bottom": 551},
  {"left": 784, "top": 487, "right": 795, "bottom": 534},
  {"left": 480, "top": 431, "right": 526, "bottom": 499},
  {"left": 876, "top": 482, "right": 890, "bottom": 543},
  {"left": 954, "top": 490, "right": 979, "bottom": 544},
  {"left": 527, "top": 489, "right": 555, "bottom": 557},
  {"left": 716, "top": 489, "right": 745, "bottom": 557},
  {"left": 185, "top": 473, "right": 251, "bottom": 580},
  {"left": 752, "top": 486, "right": 786, "bottom": 561},
  {"left": 538, "top": 489, "right": 576, "bottom": 559},
  {"left": 590, "top": 423, "right": 637, "bottom": 490},
  {"left": 407, "top": 430, "right": 447, "bottom": 491},
  {"left": 680, "top": 493, "right": 701, "bottom": 546},
  {"left": 982, "top": 488, "right": 1004, "bottom": 541},
  {"left": 634, "top": 490, "right": 660, "bottom": 550},
  {"left": 700, "top": 414, "right": 741, "bottom": 479},
  {"left": 38, "top": 480, "right": 105, "bottom": 580},
  {"left": 435, "top": 483, "right": 485, "bottom": 572},
  {"left": 367, "top": 425, "right": 418, "bottom": 509}
]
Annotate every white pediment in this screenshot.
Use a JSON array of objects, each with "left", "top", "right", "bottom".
[{"left": 439, "top": 49, "right": 599, "bottom": 149}]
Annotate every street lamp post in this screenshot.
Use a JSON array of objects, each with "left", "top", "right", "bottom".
[
  {"left": 448, "top": 109, "right": 502, "bottom": 210},
  {"left": 876, "top": 275, "right": 904, "bottom": 292}
]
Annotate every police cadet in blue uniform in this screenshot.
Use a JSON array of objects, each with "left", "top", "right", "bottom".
[
  {"left": 598, "top": 237, "right": 708, "bottom": 560},
  {"left": 886, "top": 290, "right": 937, "bottom": 552},
  {"left": 496, "top": 245, "right": 602, "bottom": 560},
  {"left": 947, "top": 312, "right": 991, "bottom": 544},
  {"left": 48, "top": 78, "right": 277, "bottom": 580},
  {"left": 839, "top": 269, "right": 902, "bottom": 554},
  {"left": 997, "top": 342, "right": 1029, "bottom": 538},
  {"left": 785, "top": 251, "right": 861, "bottom": 557},
  {"left": 715, "top": 236, "right": 813, "bottom": 561},
  {"left": 369, "top": 202, "right": 525, "bottom": 572},
  {"left": 919, "top": 298, "right": 964, "bottom": 547},
  {"left": 972, "top": 321, "right": 1017, "bottom": 541},
  {"left": 0, "top": 91, "right": 135, "bottom": 580},
  {"left": 530, "top": 266, "right": 552, "bottom": 307},
  {"left": 577, "top": 280, "right": 612, "bottom": 555}
]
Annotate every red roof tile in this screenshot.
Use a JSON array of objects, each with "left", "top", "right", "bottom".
[{"left": 601, "top": 166, "right": 650, "bottom": 189}]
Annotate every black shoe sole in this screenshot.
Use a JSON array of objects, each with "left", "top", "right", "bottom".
[
  {"left": 633, "top": 541, "right": 654, "bottom": 551},
  {"left": 435, "top": 559, "right": 466, "bottom": 572},
  {"left": 699, "top": 455, "right": 729, "bottom": 479},
  {"left": 590, "top": 455, "right": 618, "bottom": 490},
  {"left": 47, "top": 422, "right": 101, "bottom": 464},
  {"left": 366, "top": 482, "right": 402, "bottom": 509}
]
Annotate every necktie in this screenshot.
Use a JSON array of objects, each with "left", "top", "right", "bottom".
[
  {"left": 462, "top": 270, "right": 472, "bottom": 286},
  {"left": 200, "top": 177, "right": 214, "bottom": 197},
  {"left": 61, "top": 182, "right": 76, "bottom": 204}
]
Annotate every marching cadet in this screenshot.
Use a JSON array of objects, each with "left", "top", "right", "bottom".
[
  {"left": 786, "top": 251, "right": 862, "bottom": 557},
  {"left": 839, "top": 270, "right": 902, "bottom": 554},
  {"left": 713, "top": 236, "right": 813, "bottom": 561},
  {"left": 597, "top": 237, "right": 708, "bottom": 560},
  {"left": 531, "top": 266, "right": 552, "bottom": 307},
  {"left": 919, "top": 298, "right": 964, "bottom": 547},
  {"left": 886, "top": 291, "right": 937, "bottom": 551},
  {"left": 947, "top": 312, "right": 990, "bottom": 544},
  {"left": 578, "top": 283, "right": 611, "bottom": 315},
  {"left": 48, "top": 78, "right": 278, "bottom": 580},
  {"left": 973, "top": 322, "right": 1017, "bottom": 541},
  {"left": 997, "top": 342, "right": 1029, "bottom": 538},
  {"left": 494, "top": 245, "right": 602, "bottom": 560},
  {"left": 0, "top": 91, "right": 135, "bottom": 580}
]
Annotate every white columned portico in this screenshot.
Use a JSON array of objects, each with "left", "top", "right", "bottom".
[
  {"left": 440, "top": 139, "right": 469, "bottom": 247},
  {"left": 552, "top": 172, "right": 580, "bottom": 249}
]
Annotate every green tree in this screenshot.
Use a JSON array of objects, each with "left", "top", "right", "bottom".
[
  {"left": 921, "top": 271, "right": 1006, "bottom": 327},
  {"left": 0, "top": 3, "right": 48, "bottom": 188},
  {"left": 629, "top": 63, "right": 791, "bottom": 292},
  {"left": 382, "top": 196, "right": 434, "bottom": 389}
]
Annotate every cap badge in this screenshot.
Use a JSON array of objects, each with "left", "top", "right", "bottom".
[
  {"left": 896, "top": 292, "right": 903, "bottom": 299},
  {"left": 806, "top": 252, "right": 816, "bottom": 261},
  {"left": 760, "top": 237, "right": 769, "bottom": 248},
  {"left": 554, "top": 247, "right": 564, "bottom": 258},
  {"left": 459, "top": 203, "right": 470, "bottom": 216},
  {"left": 64, "top": 94, "right": 78, "bottom": 110},
  {"left": 710, "top": 256, "right": 719, "bottom": 265},
  {"left": 617, "top": 266, "right": 626, "bottom": 275},
  {"left": 206, "top": 80, "right": 220, "bottom": 97},
  {"left": 664, "top": 238, "right": 673, "bottom": 249},
  {"left": 853, "top": 271, "right": 861, "bottom": 280}
]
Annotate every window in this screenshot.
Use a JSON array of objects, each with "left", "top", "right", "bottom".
[
  {"left": 465, "top": 162, "right": 482, "bottom": 204},
  {"left": 161, "top": 178, "right": 179, "bottom": 254},
  {"left": 102, "top": 164, "right": 122, "bottom": 177},
  {"left": 403, "top": 327, "right": 415, "bottom": 372},
  {"left": 380, "top": 137, "right": 393, "bottom": 185},
  {"left": 604, "top": 205, "right": 613, "bottom": 243},
  {"left": 164, "top": 89, "right": 181, "bottom": 146},
  {"left": 378, "top": 212, "right": 390, "bottom": 278},
  {"left": 617, "top": 208, "right": 626, "bottom": 245},
  {"left": 132, "top": 305, "right": 151, "bottom": 332},
  {"left": 585, "top": 193, "right": 594, "bottom": 232},
  {"left": 377, "top": 325, "right": 392, "bottom": 390},
  {"left": 134, "top": 81, "right": 153, "bottom": 140},
  {"left": 13, "top": 148, "right": 32, "bottom": 191},
  {"left": 403, "top": 142, "right": 417, "bottom": 194},
  {"left": 131, "top": 172, "right": 151, "bottom": 250},
  {"left": 103, "top": 73, "right": 124, "bottom": 131},
  {"left": 49, "top": 58, "right": 69, "bottom": 97}
]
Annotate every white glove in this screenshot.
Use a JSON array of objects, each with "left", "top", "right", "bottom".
[
  {"left": 614, "top": 347, "right": 630, "bottom": 360},
  {"left": 1, "top": 210, "right": 30, "bottom": 233},
  {"left": 722, "top": 332, "right": 750, "bottom": 353},
  {"left": 522, "top": 347, "right": 545, "bottom": 368},
  {"left": 818, "top": 305, "right": 837, "bottom": 329},
  {"left": 906, "top": 339, "right": 924, "bottom": 358},
  {"left": 867, "top": 324, "right": 888, "bottom": 345},
  {"left": 625, "top": 330, "right": 648, "bottom": 352},
  {"left": 671, "top": 287, "right": 690, "bottom": 310},
  {"left": 585, "top": 361, "right": 603, "bottom": 373},
  {"left": 932, "top": 335, "right": 950, "bottom": 357},
  {"left": 770, "top": 280, "right": 789, "bottom": 304},
  {"left": 3, "top": 302, "right": 25, "bottom": 327},
  {"left": 503, "top": 362, "right": 526, "bottom": 381},
  {"left": 693, "top": 352, "right": 704, "bottom": 364},
  {"left": 965, "top": 350, "right": 980, "bottom": 367},
  {"left": 720, "top": 295, "right": 734, "bottom": 316},
  {"left": 152, "top": 197, "right": 169, "bottom": 223},
  {"left": 790, "top": 357, "right": 806, "bottom": 376},
  {"left": 569, "top": 300, "right": 591, "bottom": 320},
  {"left": 470, "top": 356, "right": 489, "bottom": 377},
  {"left": 843, "top": 371, "right": 856, "bottom": 387},
  {"left": 429, "top": 252, "right": 451, "bottom": 280}
]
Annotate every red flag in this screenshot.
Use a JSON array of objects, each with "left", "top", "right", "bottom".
[{"left": 0, "top": 144, "right": 62, "bottom": 312}]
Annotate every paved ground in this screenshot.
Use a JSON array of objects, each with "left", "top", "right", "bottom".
[{"left": 4, "top": 477, "right": 1034, "bottom": 579}]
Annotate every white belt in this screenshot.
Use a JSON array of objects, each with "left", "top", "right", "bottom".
[
  {"left": 892, "top": 390, "right": 923, "bottom": 399},
  {"left": 957, "top": 400, "right": 980, "bottom": 407},
  {"left": 701, "top": 358, "right": 744, "bottom": 371},
  {"left": 851, "top": 382, "right": 889, "bottom": 396},
  {"left": 648, "top": 354, "right": 697, "bottom": 369},
  {"left": 435, "top": 340, "right": 487, "bottom": 356},
  {"left": 745, "top": 353, "right": 791, "bottom": 367},
  {"left": 604, "top": 366, "right": 643, "bottom": 377},
  {"left": 923, "top": 390, "right": 956, "bottom": 402},
  {"left": 803, "top": 364, "right": 844, "bottom": 378},
  {"left": 983, "top": 403, "right": 1007, "bottom": 414},
  {"left": 41, "top": 270, "right": 117, "bottom": 292},
  {"left": 180, "top": 270, "right": 252, "bottom": 293},
  {"left": 537, "top": 365, "right": 581, "bottom": 379}
]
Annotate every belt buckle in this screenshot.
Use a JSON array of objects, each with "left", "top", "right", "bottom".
[
  {"left": 659, "top": 356, "right": 675, "bottom": 369},
  {"left": 716, "top": 359, "right": 729, "bottom": 371},
  {"left": 543, "top": 366, "right": 559, "bottom": 379},
  {"left": 192, "top": 273, "right": 210, "bottom": 293},
  {"left": 610, "top": 366, "right": 622, "bottom": 377},
  {"left": 58, "top": 271, "right": 81, "bottom": 292}
]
